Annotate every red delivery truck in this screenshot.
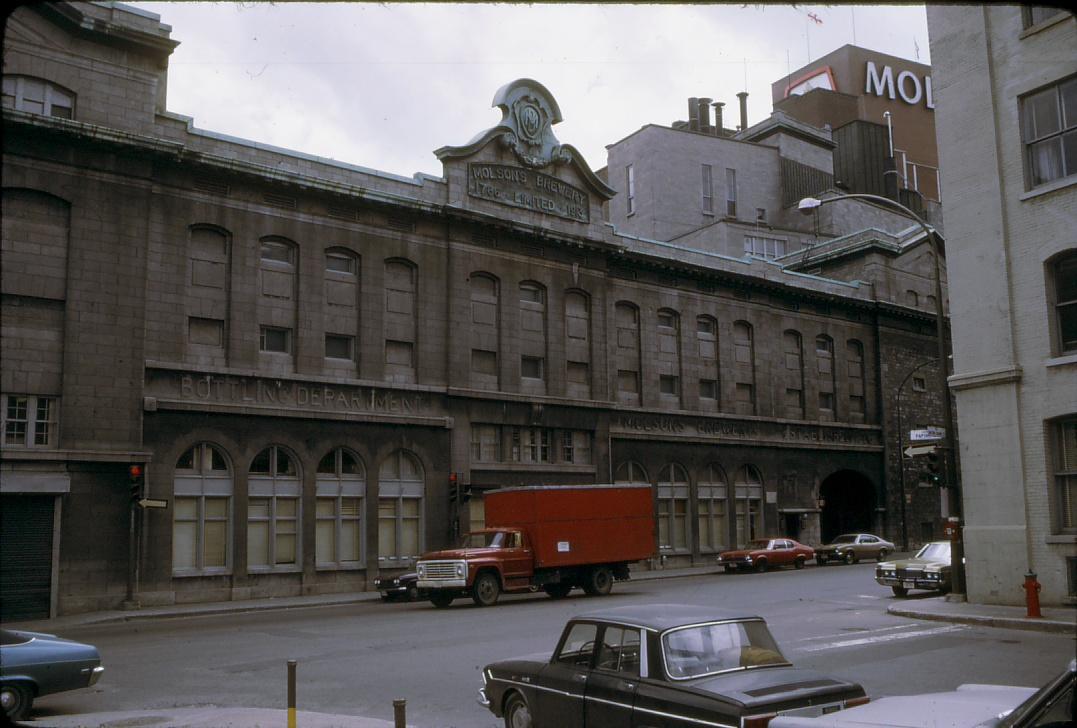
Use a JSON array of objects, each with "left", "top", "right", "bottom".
[{"left": 415, "top": 484, "right": 655, "bottom": 608}]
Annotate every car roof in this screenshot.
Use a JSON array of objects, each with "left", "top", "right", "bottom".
[{"left": 570, "top": 604, "right": 763, "bottom": 631}]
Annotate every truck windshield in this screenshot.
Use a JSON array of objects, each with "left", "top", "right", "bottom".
[
  {"left": 662, "top": 619, "right": 789, "bottom": 680},
  {"left": 459, "top": 531, "right": 507, "bottom": 548}
]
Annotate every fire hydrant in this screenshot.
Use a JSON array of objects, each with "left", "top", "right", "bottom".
[{"left": 1022, "top": 570, "right": 1042, "bottom": 618}]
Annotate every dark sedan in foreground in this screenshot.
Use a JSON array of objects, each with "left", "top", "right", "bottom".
[
  {"left": 479, "top": 604, "right": 868, "bottom": 728},
  {"left": 1, "top": 629, "right": 103, "bottom": 721}
]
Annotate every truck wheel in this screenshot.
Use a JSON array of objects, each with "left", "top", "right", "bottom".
[
  {"left": 472, "top": 572, "right": 501, "bottom": 606},
  {"left": 1, "top": 682, "right": 33, "bottom": 722},
  {"left": 794, "top": 556, "right": 806, "bottom": 569},
  {"left": 543, "top": 583, "right": 572, "bottom": 599},
  {"left": 843, "top": 551, "right": 857, "bottom": 565},
  {"left": 583, "top": 566, "right": 613, "bottom": 596},
  {"left": 503, "top": 691, "right": 532, "bottom": 728},
  {"left": 891, "top": 585, "right": 909, "bottom": 598},
  {"left": 429, "top": 592, "right": 454, "bottom": 608}
]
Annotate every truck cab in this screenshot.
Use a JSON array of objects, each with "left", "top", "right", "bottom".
[{"left": 417, "top": 528, "right": 534, "bottom": 607}]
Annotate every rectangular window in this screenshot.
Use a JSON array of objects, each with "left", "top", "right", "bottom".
[
  {"left": 912, "top": 376, "right": 927, "bottom": 392},
  {"left": 618, "top": 369, "right": 639, "bottom": 394},
  {"left": 1024, "top": 5, "right": 1064, "bottom": 28},
  {"left": 726, "top": 168, "right": 737, "bottom": 217},
  {"left": 248, "top": 497, "right": 298, "bottom": 567},
  {"left": 471, "top": 424, "right": 501, "bottom": 462},
  {"left": 325, "top": 334, "right": 355, "bottom": 361},
  {"left": 378, "top": 497, "right": 421, "bottom": 561},
  {"left": 660, "top": 375, "right": 680, "bottom": 396},
  {"left": 701, "top": 164, "right": 713, "bottom": 214},
  {"left": 509, "top": 427, "right": 552, "bottom": 463},
  {"left": 521, "top": 355, "right": 545, "bottom": 380},
  {"left": 1055, "top": 254, "right": 1077, "bottom": 353},
  {"left": 385, "top": 340, "right": 414, "bottom": 367},
  {"left": 700, "top": 379, "right": 718, "bottom": 400},
  {"left": 260, "top": 239, "right": 294, "bottom": 265},
  {"left": 173, "top": 496, "right": 229, "bottom": 572},
  {"left": 472, "top": 349, "right": 498, "bottom": 375},
  {"left": 2, "top": 394, "right": 58, "bottom": 447},
  {"left": 566, "top": 361, "right": 589, "bottom": 385},
  {"left": 316, "top": 497, "right": 361, "bottom": 565},
  {"left": 325, "top": 252, "right": 356, "bottom": 274},
  {"left": 735, "top": 382, "right": 755, "bottom": 414},
  {"left": 819, "top": 391, "right": 835, "bottom": 412},
  {"left": 1054, "top": 418, "right": 1077, "bottom": 532},
  {"left": 743, "top": 235, "right": 788, "bottom": 259},
  {"left": 560, "top": 430, "right": 591, "bottom": 464},
  {"left": 260, "top": 326, "right": 291, "bottom": 354},
  {"left": 1021, "top": 76, "right": 1076, "bottom": 187},
  {"left": 189, "top": 317, "right": 224, "bottom": 347},
  {"left": 850, "top": 394, "right": 866, "bottom": 415},
  {"left": 626, "top": 165, "right": 635, "bottom": 214}
]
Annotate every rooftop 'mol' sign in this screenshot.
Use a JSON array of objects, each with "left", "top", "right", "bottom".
[{"left": 865, "top": 61, "right": 934, "bottom": 109}]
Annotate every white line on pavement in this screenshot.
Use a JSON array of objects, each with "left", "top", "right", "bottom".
[
  {"left": 789, "top": 623, "right": 914, "bottom": 643},
  {"left": 794, "top": 624, "right": 966, "bottom": 653}
]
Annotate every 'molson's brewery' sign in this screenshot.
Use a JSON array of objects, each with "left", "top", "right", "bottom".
[{"left": 467, "top": 163, "right": 589, "bottom": 222}]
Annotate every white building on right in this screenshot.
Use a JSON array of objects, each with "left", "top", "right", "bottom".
[{"left": 927, "top": 6, "right": 1076, "bottom": 606}]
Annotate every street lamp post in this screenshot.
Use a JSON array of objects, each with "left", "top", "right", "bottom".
[
  {"left": 799, "top": 193, "right": 964, "bottom": 598},
  {"left": 896, "top": 357, "right": 939, "bottom": 552}
]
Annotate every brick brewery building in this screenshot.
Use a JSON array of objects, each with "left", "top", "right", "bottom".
[{"left": 2, "top": 2, "right": 951, "bottom": 618}]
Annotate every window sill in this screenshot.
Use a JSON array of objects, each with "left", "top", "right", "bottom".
[
  {"left": 315, "top": 563, "right": 365, "bottom": 572},
  {"left": 172, "top": 569, "right": 233, "bottom": 578},
  {"left": 1044, "top": 534, "right": 1077, "bottom": 545},
  {"left": 1045, "top": 353, "right": 1077, "bottom": 369},
  {"left": 248, "top": 566, "right": 302, "bottom": 574},
  {"left": 1019, "top": 175, "right": 1076, "bottom": 201}
]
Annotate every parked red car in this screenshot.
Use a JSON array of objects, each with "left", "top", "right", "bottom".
[{"left": 718, "top": 538, "right": 815, "bottom": 573}]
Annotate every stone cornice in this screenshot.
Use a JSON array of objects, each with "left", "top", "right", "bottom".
[{"left": 948, "top": 365, "right": 1023, "bottom": 391}]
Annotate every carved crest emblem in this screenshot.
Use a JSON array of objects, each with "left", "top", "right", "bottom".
[{"left": 515, "top": 98, "right": 545, "bottom": 143}]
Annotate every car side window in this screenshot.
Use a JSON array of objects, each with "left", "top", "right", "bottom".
[
  {"left": 596, "top": 626, "right": 641, "bottom": 677},
  {"left": 556, "top": 622, "right": 598, "bottom": 668},
  {"left": 862, "top": 536, "right": 877, "bottom": 544}
]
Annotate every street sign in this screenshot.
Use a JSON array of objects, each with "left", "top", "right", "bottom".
[
  {"left": 910, "top": 427, "right": 945, "bottom": 442},
  {"left": 138, "top": 498, "right": 168, "bottom": 509},
  {"left": 903, "top": 444, "right": 938, "bottom": 458}
]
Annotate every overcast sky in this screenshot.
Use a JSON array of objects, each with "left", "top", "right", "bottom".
[{"left": 129, "top": 2, "right": 930, "bottom": 179}]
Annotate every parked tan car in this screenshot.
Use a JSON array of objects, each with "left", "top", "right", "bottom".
[{"left": 815, "top": 533, "right": 895, "bottom": 565}]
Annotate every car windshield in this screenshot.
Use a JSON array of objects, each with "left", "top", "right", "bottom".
[
  {"left": 662, "top": 619, "right": 789, "bottom": 679},
  {"left": 831, "top": 534, "right": 857, "bottom": 544},
  {"left": 458, "top": 531, "right": 507, "bottom": 548},
  {"left": 748, "top": 539, "right": 772, "bottom": 549},
  {"left": 916, "top": 542, "right": 950, "bottom": 560}
]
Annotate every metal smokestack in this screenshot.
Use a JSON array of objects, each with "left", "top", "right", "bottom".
[
  {"left": 737, "top": 91, "right": 748, "bottom": 131},
  {"left": 713, "top": 101, "right": 725, "bottom": 135},
  {"left": 698, "top": 97, "right": 712, "bottom": 134},
  {"left": 688, "top": 97, "right": 700, "bottom": 131}
]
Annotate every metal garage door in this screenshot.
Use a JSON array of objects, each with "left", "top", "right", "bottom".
[{"left": 0, "top": 495, "right": 54, "bottom": 621}]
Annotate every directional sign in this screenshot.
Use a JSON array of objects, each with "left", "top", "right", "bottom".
[
  {"left": 903, "top": 444, "right": 938, "bottom": 458},
  {"left": 910, "top": 427, "right": 945, "bottom": 442},
  {"left": 138, "top": 498, "right": 168, "bottom": 509}
]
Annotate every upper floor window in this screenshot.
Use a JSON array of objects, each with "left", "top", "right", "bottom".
[
  {"left": 2, "top": 76, "right": 74, "bottom": 119},
  {"left": 1, "top": 394, "right": 57, "bottom": 447},
  {"left": 725, "top": 168, "right": 737, "bottom": 217},
  {"left": 626, "top": 165, "right": 636, "bottom": 214},
  {"left": 1023, "top": 6, "right": 1064, "bottom": 28},
  {"left": 1052, "top": 418, "right": 1077, "bottom": 533},
  {"left": 326, "top": 251, "right": 356, "bottom": 275},
  {"left": 701, "top": 164, "right": 714, "bottom": 214},
  {"left": 1050, "top": 251, "right": 1077, "bottom": 354},
  {"left": 260, "top": 238, "right": 295, "bottom": 266},
  {"left": 1021, "top": 75, "right": 1076, "bottom": 188},
  {"left": 744, "top": 235, "right": 787, "bottom": 260}
]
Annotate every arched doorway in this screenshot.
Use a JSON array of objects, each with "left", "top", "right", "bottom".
[{"left": 819, "top": 470, "right": 876, "bottom": 543}]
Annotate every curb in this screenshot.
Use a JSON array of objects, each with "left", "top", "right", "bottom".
[{"left": 886, "top": 605, "right": 1077, "bottom": 634}]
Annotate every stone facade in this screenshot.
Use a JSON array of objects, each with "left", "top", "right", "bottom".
[
  {"left": 927, "top": 6, "right": 1077, "bottom": 606},
  {"left": 3, "top": 3, "right": 950, "bottom": 618}
]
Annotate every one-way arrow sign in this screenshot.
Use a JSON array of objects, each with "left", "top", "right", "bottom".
[
  {"left": 138, "top": 498, "right": 168, "bottom": 509},
  {"left": 903, "top": 444, "right": 938, "bottom": 458}
]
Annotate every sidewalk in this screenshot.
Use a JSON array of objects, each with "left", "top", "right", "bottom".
[{"left": 886, "top": 594, "right": 1076, "bottom": 634}]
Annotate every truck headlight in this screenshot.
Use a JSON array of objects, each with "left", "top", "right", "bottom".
[{"left": 456, "top": 562, "right": 465, "bottom": 577}]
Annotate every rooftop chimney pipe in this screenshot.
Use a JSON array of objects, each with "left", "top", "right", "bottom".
[
  {"left": 737, "top": 91, "right": 748, "bottom": 131},
  {"left": 698, "top": 97, "right": 712, "bottom": 134},
  {"left": 688, "top": 97, "right": 700, "bottom": 131},
  {"left": 713, "top": 102, "right": 725, "bottom": 135}
]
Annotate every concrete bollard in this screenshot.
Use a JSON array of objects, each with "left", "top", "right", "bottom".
[
  {"left": 393, "top": 698, "right": 407, "bottom": 728},
  {"left": 288, "top": 659, "right": 297, "bottom": 728}
]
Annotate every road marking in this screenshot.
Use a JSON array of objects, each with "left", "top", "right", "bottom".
[
  {"left": 795, "top": 624, "right": 966, "bottom": 653},
  {"left": 789, "top": 623, "right": 914, "bottom": 643}
]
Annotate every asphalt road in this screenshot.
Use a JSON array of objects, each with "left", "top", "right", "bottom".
[{"left": 26, "top": 563, "right": 1077, "bottom": 727}]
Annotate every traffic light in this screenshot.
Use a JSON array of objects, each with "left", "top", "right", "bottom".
[
  {"left": 128, "top": 464, "right": 144, "bottom": 505},
  {"left": 925, "top": 451, "right": 942, "bottom": 486},
  {"left": 449, "top": 472, "right": 459, "bottom": 504}
]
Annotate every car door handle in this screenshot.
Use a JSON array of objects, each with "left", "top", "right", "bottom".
[
  {"left": 622, "top": 682, "right": 636, "bottom": 690},
  {"left": 573, "top": 673, "right": 587, "bottom": 681}
]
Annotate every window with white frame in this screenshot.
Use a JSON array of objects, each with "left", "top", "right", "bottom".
[
  {"left": 701, "top": 164, "right": 714, "bottom": 214},
  {"left": 1021, "top": 75, "right": 1076, "bottom": 188},
  {"left": 173, "top": 443, "right": 231, "bottom": 574},
  {"left": 735, "top": 465, "right": 764, "bottom": 547},
  {"left": 2, "top": 76, "right": 74, "bottom": 119},
  {"left": 658, "top": 464, "right": 690, "bottom": 552},
  {"left": 315, "top": 448, "right": 365, "bottom": 567},
  {"left": 561, "top": 429, "right": 592, "bottom": 464},
  {"left": 471, "top": 424, "right": 501, "bottom": 462},
  {"left": 725, "top": 168, "right": 737, "bottom": 217},
  {"left": 698, "top": 464, "right": 728, "bottom": 553},
  {"left": 1053, "top": 418, "right": 1077, "bottom": 533},
  {"left": 614, "top": 461, "right": 649, "bottom": 485},
  {"left": 1050, "top": 251, "right": 1077, "bottom": 354},
  {"left": 510, "top": 427, "right": 552, "bottom": 463},
  {"left": 626, "top": 165, "right": 636, "bottom": 214},
  {"left": 2, "top": 394, "right": 58, "bottom": 447},
  {"left": 743, "top": 235, "right": 787, "bottom": 259},
  {"left": 248, "top": 446, "right": 301, "bottom": 569},
  {"left": 378, "top": 450, "right": 424, "bottom": 563}
]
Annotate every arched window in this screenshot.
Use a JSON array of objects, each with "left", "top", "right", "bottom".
[
  {"left": 905, "top": 289, "right": 919, "bottom": 308},
  {"left": 614, "top": 461, "right": 649, "bottom": 484},
  {"left": 248, "top": 446, "right": 301, "bottom": 569},
  {"left": 698, "top": 464, "right": 728, "bottom": 553},
  {"left": 733, "top": 321, "right": 755, "bottom": 415},
  {"left": 657, "top": 464, "right": 690, "bottom": 553},
  {"left": 783, "top": 330, "right": 805, "bottom": 419},
  {"left": 734, "top": 465, "right": 764, "bottom": 547},
  {"left": 385, "top": 259, "right": 417, "bottom": 382},
  {"left": 565, "top": 290, "right": 591, "bottom": 398},
  {"left": 816, "top": 335, "right": 836, "bottom": 420},
  {"left": 378, "top": 450, "right": 425, "bottom": 563},
  {"left": 847, "top": 340, "right": 866, "bottom": 419},
  {"left": 1049, "top": 250, "right": 1077, "bottom": 355},
  {"left": 470, "top": 273, "right": 500, "bottom": 388},
  {"left": 316, "top": 448, "right": 366, "bottom": 567},
  {"left": 2, "top": 75, "right": 74, "bottom": 118},
  {"left": 173, "top": 443, "right": 232, "bottom": 574},
  {"left": 615, "top": 302, "right": 641, "bottom": 403}
]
